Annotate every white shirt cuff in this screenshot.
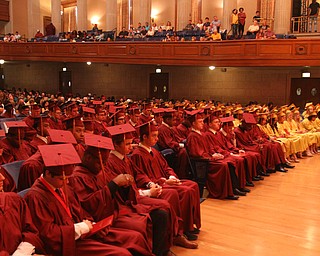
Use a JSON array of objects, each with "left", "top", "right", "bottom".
[
  {"left": 12, "top": 242, "right": 35, "bottom": 256},
  {"left": 74, "top": 222, "right": 91, "bottom": 240},
  {"left": 169, "top": 175, "right": 177, "bottom": 180},
  {"left": 139, "top": 189, "right": 152, "bottom": 197}
]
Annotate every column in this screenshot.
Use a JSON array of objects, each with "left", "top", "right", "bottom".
[
  {"left": 27, "top": 0, "right": 42, "bottom": 38},
  {"left": 274, "top": 0, "right": 292, "bottom": 34},
  {"left": 77, "top": 0, "right": 88, "bottom": 31},
  {"left": 177, "top": 0, "right": 192, "bottom": 30},
  {"left": 51, "top": 0, "right": 61, "bottom": 34},
  {"left": 106, "top": 0, "right": 117, "bottom": 30},
  {"left": 222, "top": 0, "right": 237, "bottom": 32},
  {"left": 133, "top": 0, "right": 151, "bottom": 27}
]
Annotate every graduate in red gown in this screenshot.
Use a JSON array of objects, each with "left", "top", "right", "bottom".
[
  {"left": 71, "top": 133, "right": 170, "bottom": 256},
  {"left": 24, "top": 144, "right": 135, "bottom": 256},
  {"left": 105, "top": 124, "right": 198, "bottom": 250},
  {"left": 48, "top": 106, "right": 65, "bottom": 130},
  {"left": 18, "top": 129, "right": 77, "bottom": 192},
  {"left": 0, "top": 174, "right": 44, "bottom": 256},
  {"left": 64, "top": 116, "right": 86, "bottom": 158},
  {"left": 0, "top": 167, "right": 16, "bottom": 192},
  {"left": 131, "top": 122, "right": 202, "bottom": 239},
  {"left": 158, "top": 109, "right": 190, "bottom": 178},
  {"left": 139, "top": 102, "right": 153, "bottom": 124},
  {"left": 204, "top": 115, "right": 250, "bottom": 194},
  {"left": 185, "top": 110, "right": 238, "bottom": 200},
  {"left": 0, "top": 121, "right": 33, "bottom": 163},
  {"left": 93, "top": 108, "right": 108, "bottom": 135},
  {"left": 29, "top": 116, "right": 50, "bottom": 153}
]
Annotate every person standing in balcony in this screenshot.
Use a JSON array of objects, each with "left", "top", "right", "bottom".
[
  {"left": 238, "top": 7, "right": 246, "bottom": 38},
  {"left": 308, "top": 0, "right": 320, "bottom": 33}
]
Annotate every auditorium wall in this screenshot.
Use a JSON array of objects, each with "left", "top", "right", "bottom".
[{"left": 2, "top": 61, "right": 306, "bottom": 105}]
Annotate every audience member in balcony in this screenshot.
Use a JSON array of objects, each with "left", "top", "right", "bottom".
[
  {"left": 147, "top": 27, "right": 155, "bottom": 36},
  {"left": 196, "top": 19, "right": 204, "bottom": 31},
  {"left": 127, "top": 28, "right": 135, "bottom": 38},
  {"left": 118, "top": 27, "right": 129, "bottom": 38},
  {"left": 210, "top": 29, "right": 222, "bottom": 41},
  {"left": 145, "top": 22, "right": 150, "bottom": 31},
  {"left": 34, "top": 29, "right": 44, "bottom": 39},
  {"left": 211, "top": 16, "right": 221, "bottom": 33},
  {"left": 185, "top": 20, "right": 195, "bottom": 30},
  {"left": 166, "top": 21, "right": 173, "bottom": 31},
  {"left": 231, "top": 9, "right": 239, "bottom": 39},
  {"left": 151, "top": 23, "right": 158, "bottom": 32},
  {"left": 14, "top": 31, "right": 22, "bottom": 41},
  {"left": 256, "top": 27, "right": 265, "bottom": 40},
  {"left": 45, "top": 22, "right": 56, "bottom": 36},
  {"left": 140, "top": 26, "right": 147, "bottom": 36},
  {"left": 238, "top": 7, "right": 246, "bottom": 38},
  {"left": 203, "top": 17, "right": 211, "bottom": 29},
  {"left": 253, "top": 11, "right": 261, "bottom": 24},
  {"left": 70, "top": 30, "right": 78, "bottom": 40},
  {"left": 247, "top": 20, "right": 260, "bottom": 37},
  {"left": 260, "top": 20, "right": 270, "bottom": 31},
  {"left": 265, "top": 27, "right": 276, "bottom": 39},
  {"left": 308, "top": 0, "right": 320, "bottom": 32},
  {"left": 92, "top": 23, "right": 99, "bottom": 35},
  {"left": 136, "top": 22, "right": 142, "bottom": 33}
]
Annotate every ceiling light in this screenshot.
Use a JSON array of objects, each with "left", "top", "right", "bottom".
[
  {"left": 0, "top": 59, "right": 5, "bottom": 65},
  {"left": 155, "top": 68, "right": 162, "bottom": 73},
  {"left": 209, "top": 66, "right": 215, "bottom": 70},
  {"left": 87, "top": 62, "right": 92, "bottom": 66}
]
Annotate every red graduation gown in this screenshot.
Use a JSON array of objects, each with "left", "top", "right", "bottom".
[
  {"left": 106, "top": 152, "right": 181, "bottom": 243},
  {"left": 71, "top": 165, "right": 153, "bottom": 255},
  {"left": 47, "top": 117, "right": 65, "bottom": 130},
  {"left": 186, "top": 130, "right": 234, "bottom": 199},
  {"left": 131, "top": 146, "right": 201, "bottom": 232},
  {"left": 158, "top": 123, "right": 189, "bottom": 178},
  {"left": 173, "top": 123, "right": 190, "bottom": 141},
  {"left": 0, "top": 167, "right": 16, "bottom": 192},
  {"left": 0, "top": 138, "right": 33, "bottom": 163},
  {"left": 0, "top": 192, "right": 44, "bottom": 255},
  {"left": 25, "top": 179, "right": 133, "bottom": 256},
  {"left": 18, "top": 151, "right": 44, "bottom": 192},
  {"left": 204, "top": 130, "right": 246, "bottom": 189}
]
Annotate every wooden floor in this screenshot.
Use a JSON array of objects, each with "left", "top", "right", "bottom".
[{"left": 172, "top": 154, "right": 320, "bottom": 256}]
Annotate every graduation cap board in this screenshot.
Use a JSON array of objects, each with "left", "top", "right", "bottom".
[
  {"left": 84, "top": 133, "right": 114, "bottom": 150},
  {"left": 47, "top": 129, "right": 77, "bottom": 144},
  {"left": 4, "top": 121, "right": 28, "bottom": 134},
  {"left": 106, "top": 124, "right": 135, "bottom": 141},
  {"left": 242, "top": 113, "right": 257, "bottom": 124}
]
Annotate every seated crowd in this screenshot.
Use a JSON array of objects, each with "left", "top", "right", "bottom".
[
  {"left": 1, "top": 87, "right": 319, "bottom": 255},
  {"left": 1, "top": 10, "right": 285, "bottom": 43}
]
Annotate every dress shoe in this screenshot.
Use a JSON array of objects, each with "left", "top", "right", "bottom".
[
  {"left": 246, "top": 181, "right": 255, "bottom": 187},
  {"left": 283, "top": 163, "right": 295, "bottom": 169},
  {"left": 266, "top": 169, "right": 275, "bottom": 174},
  {"left": 184, "top": 232, "right": 198, "bottom": 241},
  {"left": 233, "top": 188, "right": 247, "bottom": 196},
  {"left": 255, "top": 175, "right": 264, "bottom": 180},
  {"left": 276, "top": 167, "right": 288, "bottom": 172},
  {"left": 252, "top": 176, "right": 260, "bottom": 181},
  {"left": 189, "top": 228, "right": 200, "bottom": 235},
  {"left": 239, "top": 187, "right": 250, "bottom": 193},
  {"left": 226, "top": 195, "right": 239, "bottom": 200},
  {"left": 173, "top": 235, "right": 198, "bottom": 249}
]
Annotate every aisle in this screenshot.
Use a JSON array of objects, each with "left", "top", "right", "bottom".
[{"left": 172, "top": 155, "right": 320, "bottom": 256}]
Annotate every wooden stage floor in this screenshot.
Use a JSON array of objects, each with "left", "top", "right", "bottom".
[{"left": 172, "top": 155, "right": 320, "bottom": 256}]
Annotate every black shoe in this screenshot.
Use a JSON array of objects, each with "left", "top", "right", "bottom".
[
  {"left": 226, "top": 195, "right": 239, "bottom": 200},
  {"left": 184, "top": 232, "right": 198, "bottom": 241},
  {"left": 277, "top": 167, "right": 288, "bottom": 172},
  {"left": 256, "top": 175, "right": 264, "bottom": 180},
  {"left": 252, "top": 176, "right": 260, "bottom": 181},
  {"left": 189, "top": 228, "right": 200, "bottom": 235},
  {"left": 246, "top": 181, "right": 255, "bottom": 187},
  {"left": 261, "top": 171, "right": 271, "bottom": 176},
  {"left": 233, "top": 188, "right": 247, "bottom": 196},
  {"left": 282, "top": 163, "right": 294, "bottom": 169},
  {"left": 266, "top": 169, "right": 275, "bottom": 174},
  {"left": 239, "top": 187, "right": 250, "bottom": 193}
]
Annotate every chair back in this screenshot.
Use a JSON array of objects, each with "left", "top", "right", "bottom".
[{"left": 1, "top": 160, "right": 25, "bottom": 187}]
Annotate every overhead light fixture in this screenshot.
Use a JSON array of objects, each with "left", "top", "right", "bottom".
[
  {"left": 62, "top": 67, "right": 67, "bottom": 72},
  {"left": 209, "top": 66, "right": 215, "bottom": 70},
  {"left": 155, "top": 68, "right": 162, "bottom": 73},
  {"left": 0, "top": 59, "right": 5, "bottom": 65},
  {"left": 87, "top": 61, "right": 92, "bottom": 66},
  {"left": 302, "top": 71, "right": 310, "bottom": 78}
]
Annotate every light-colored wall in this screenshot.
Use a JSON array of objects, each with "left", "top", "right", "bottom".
[
  {"left": 202, "top": 0, "right": 223, "bottom": 25},
  {"left": 87, "top": 0, "right": 106, "bottom": 30},
  {"left": 237, "top": 0, "right": 258, "bottom": 32},
  {"left": 2, "top": 62, "right": 306, "bottom": 105},
  {"left": 150, "top": 0, "right": 175, "bottom": 28},
  {"left": 10, "top": 0, "right": 28, "bottom": 36}
]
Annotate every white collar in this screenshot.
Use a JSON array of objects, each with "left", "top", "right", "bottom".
[
  {"left": 162, "top": 121, "right": 171, "bottom": 128},
  {"left": 139, "top": 143, "right": 152, "bottom": 153},
  {"left": 220, "top": 128, "right": 227, "bottom": 136},
  {"left": 110, "top": 150, "right": 125, "bottom": 160},
  {"left": 191, "top": 128, "right": 202, "bottom": 135},
  {"left": 208, "top": 128, "right": 217, "bottom": 134}
]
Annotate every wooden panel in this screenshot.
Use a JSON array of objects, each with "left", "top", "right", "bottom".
[
  {"left": 1, "top": 40, "right": 320, "bottom": 67},
  {"left": 259, "top": 43, "right": 292, "bottom": 55},
  {"left": 0, "top": 0, "right": 9, "bottom": 22}
]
